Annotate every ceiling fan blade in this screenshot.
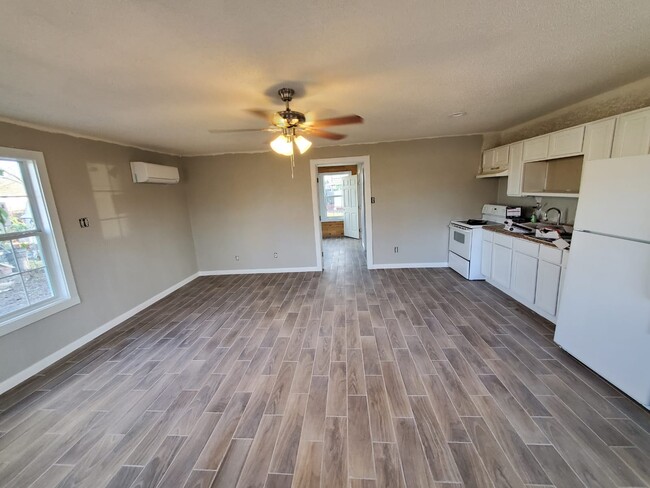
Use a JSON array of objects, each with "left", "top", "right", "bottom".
[
  {"left": 208, "top": 127, "right": 276, "bottom": 134},
  {"left": 303, "top": 128, "right": 347, "bottom": 140},
  {"left": 308, "top": 115, "right": 363, "bottom": 128},
  {"left": 247, "top": 109, "right": 276, "bottom": 123}
]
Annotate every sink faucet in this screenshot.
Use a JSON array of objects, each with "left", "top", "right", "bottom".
[{"left": 544, "top": 207, "right": 562, "bottom": 224}]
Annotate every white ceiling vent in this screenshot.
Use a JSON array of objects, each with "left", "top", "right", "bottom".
[{"left": 130, "top": 161, "right": 180, "bottom": 184}]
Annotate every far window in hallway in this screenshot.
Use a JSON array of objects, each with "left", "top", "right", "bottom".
[{"left": 319, "top": 172, "right": 350, "bottom": 221}]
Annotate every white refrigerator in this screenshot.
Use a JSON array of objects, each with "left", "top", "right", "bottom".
[{"left": 555, "top": 155, "right": 650, "bottom": 409}]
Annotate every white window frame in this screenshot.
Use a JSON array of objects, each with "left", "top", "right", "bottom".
[
  {"left": 0, "top": 146, "right": 79, "bottom": 337},
  {"left": 319, "top": 171, "right": 351, "bottom": 222}
]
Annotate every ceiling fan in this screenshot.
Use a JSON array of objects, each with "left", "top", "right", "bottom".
[{"left": 209, "top": 88, "right": 363, "bottom": 176}]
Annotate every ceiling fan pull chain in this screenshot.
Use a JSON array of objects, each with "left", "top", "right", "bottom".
[{"left": 290, "top": 152, "right": 295, "bottom": 179}]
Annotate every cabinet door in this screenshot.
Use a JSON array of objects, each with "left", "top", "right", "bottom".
[
  {"left": 583, "top": 118, "right": 616, "bottom": 161},
  {"left": 536, "top": 260, "right": 561, "bottom": 316},
  {"left": 492, "top": 145, "right": 509, "bottom": 170},
  {"left": 491, "top": 244, "right": 512, "bottom": 289},
  {"left": 612, "top": 108, "right": 650, "bottom": 157},
  {"left": 522, "top": 135, "right": 550, "bottom": 162},
  {"left": 506, "top": 142, "right": 524, "bottom": 196},
  {"left": 511, "top": 251, "right": 538, "bottom": 303},
  {"left": 481, "top": 241, "right": 492, "bottom": 278},
  {"left": 481, "top": 149, "right": 495, "bottom": 173},
  {"left": 548, "top": 126, "right": 585, "bottom": 158}
]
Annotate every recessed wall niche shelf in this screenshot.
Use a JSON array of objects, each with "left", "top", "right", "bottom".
[{"left": 521, "top": 155, "right": 583, "bottom": 197}]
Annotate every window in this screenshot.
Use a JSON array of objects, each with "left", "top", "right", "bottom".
[
  {"left": 319, "top": 172, "right": 350, "bottom": 221},
  {"left": 0, "top": 147, "right": 78, "bottom": 336}
]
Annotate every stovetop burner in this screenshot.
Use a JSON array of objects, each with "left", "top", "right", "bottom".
[{"left": 465, "top": 219, "right": 488, "bottom": 225}]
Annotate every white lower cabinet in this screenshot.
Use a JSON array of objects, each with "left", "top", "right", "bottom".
[
  {"left": 511, "top": 251, "right": 538, "bottom": 303},
  {"left": 491, "top": 243, "right": 512, "bottom": 289},
  {"left": 483, "top": 230, "right": 567, "bottom": 323},
  {"left": 535, "top": 260, "right": 561, "bottom": 316},
  {"left": 481, "top": 240, "right": 492, "bottom": 278}
]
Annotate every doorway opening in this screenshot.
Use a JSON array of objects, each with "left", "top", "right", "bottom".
[{"left": 310, "top": 156, "right": 373, "bottom": 270}]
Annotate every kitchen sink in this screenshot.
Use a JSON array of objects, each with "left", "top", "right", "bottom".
[
  {"left": 508, "top": 222, "right": 572, "bottom": 244},
  {"left": 515, "top": 222, "right": 573, "bottom": 232}
]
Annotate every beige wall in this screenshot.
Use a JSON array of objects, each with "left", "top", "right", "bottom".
[
  {"left": 184, "top": 136, "right": 498, "bottom": 270},
  {"left": 0, "top": 122, "right": 197, "bottom": 385}
]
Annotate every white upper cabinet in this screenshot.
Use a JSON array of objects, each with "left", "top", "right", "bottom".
[
  {"left": 583, "top": 117, "right": 616, "bottom": 161},
  {"left": 548, "top": 126, "right": 585, "bottom": 158},
  {"left": 611, "top": 107, "right": 650, "bottom": 158},
  {"left": 522, "top": 135, "right": 550, "bottom": 162},
  {"left": 479, "top": 106, "right": 649, "bottom": 178},
  {"left": 480, "top": 145, "right": 509, "bottom": 175},
  {"left": 492, "top": 145, "right": 509, "bottom": 171},
  {"left": 506, "top": 142, "right": 524, "bottom": 197}
]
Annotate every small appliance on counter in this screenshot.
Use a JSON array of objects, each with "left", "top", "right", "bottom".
[{"left": 448, "top": 204, "right": 509, "bottom": 280}]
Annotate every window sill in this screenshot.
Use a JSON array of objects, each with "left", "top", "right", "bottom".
[{"left": 0, "top": 295, "right": 80, "bottom": 338}]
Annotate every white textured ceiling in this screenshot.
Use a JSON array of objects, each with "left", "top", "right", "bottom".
[{"left": 1, "top": 1, "right": 649, "bottom": 155}]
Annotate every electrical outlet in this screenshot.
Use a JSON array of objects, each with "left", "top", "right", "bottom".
[
  {"left": 78, "top": 217, "right": 90, "bottom": 228},
  {"left": 235, "top": 255, "right": 240, "bottom": 261},
  {"left": 273, "top": 252, "right": 278, "bottom": 259},
  {"left": 394, "top": 246, "right": 399, "bottom": 253}
]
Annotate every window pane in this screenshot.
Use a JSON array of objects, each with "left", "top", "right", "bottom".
[
  {"left": 0, "top": 240, "right": 19, "bottom": 276},
  {"left": 12, "top": 236, "right": 46, "bottom": 271},
  {"left": 323, "top": 174, "right": 346, "bottom": 219},
  {"left": 23, "top": 268, "right": 54, "bottom": 305},
  {"left": 0, "top": 274, "right": 28, "bottom": 315},
  {"left": 0, "top": 160, "right": 37, "bottom": 234}
]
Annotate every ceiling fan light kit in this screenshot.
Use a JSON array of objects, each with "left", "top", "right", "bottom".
[
  {"left": 211, "top": 87, "right": 363, "bottom": 177},
  {"left": 270, "top": 134, "right": 294, "bottom": 156}
]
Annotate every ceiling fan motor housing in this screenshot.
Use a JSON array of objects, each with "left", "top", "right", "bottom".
[
  {"left": 278, "top": 87, "right": 295, "bottom": 102},
  {"left": 277, "top": 110, "right": 306, "bottom": 127}
]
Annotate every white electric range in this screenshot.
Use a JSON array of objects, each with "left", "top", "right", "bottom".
[{"left": 448, "top": 204, "right": 512, "bottom": 280}]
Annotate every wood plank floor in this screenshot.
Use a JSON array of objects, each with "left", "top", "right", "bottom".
[{"left": 1, "top": 237, "right": 649, "bottom": 488}]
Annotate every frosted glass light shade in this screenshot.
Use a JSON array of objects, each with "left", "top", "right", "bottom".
[
  {"left": 270, "top": 135, "right": 293, "bottom": 156},
  {"left": 294, "top": 135, "right": 312, "bottom": 154}
]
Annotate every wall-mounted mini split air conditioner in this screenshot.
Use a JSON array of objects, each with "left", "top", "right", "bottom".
[{"left": 130, "top": 161, "right": 180, "bottom": 184}]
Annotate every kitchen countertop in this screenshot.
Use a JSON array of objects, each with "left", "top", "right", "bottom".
[{"left": 483, "top": 225, "right": 570, "bottom": 250}]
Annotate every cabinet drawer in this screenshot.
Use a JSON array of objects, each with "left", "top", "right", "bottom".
[
  {"left": 493, "top": 232, "right": 513, "bottom": 248},
  {"left": 482, "top": 230, "right": 494, "bottom": 242},
  {"left": 522, "top": 135, "right": 550, "bottom": 162},
  {"left": 548, "top": 126, "right": 585, "bottom": 158},
  {"left": 539, "top": 245, "right": 562, "bottom": 264},
  {"left": 513, "top": 238, "right": 539, "bottom": 257}
]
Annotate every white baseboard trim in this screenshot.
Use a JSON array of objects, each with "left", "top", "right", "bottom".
[
  {"left": 0, "top": 272, "right": 200, "bottom": 396},
  {"left": 199, "top": 266, "right": 321, "bottom": 276},
  {"left": 368, "top": 262, "right": 448, "bottom": 270}
]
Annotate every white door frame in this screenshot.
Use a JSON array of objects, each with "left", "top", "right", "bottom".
[{"left": 310, "top": 155, "right": 373, "bottom": 270}]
